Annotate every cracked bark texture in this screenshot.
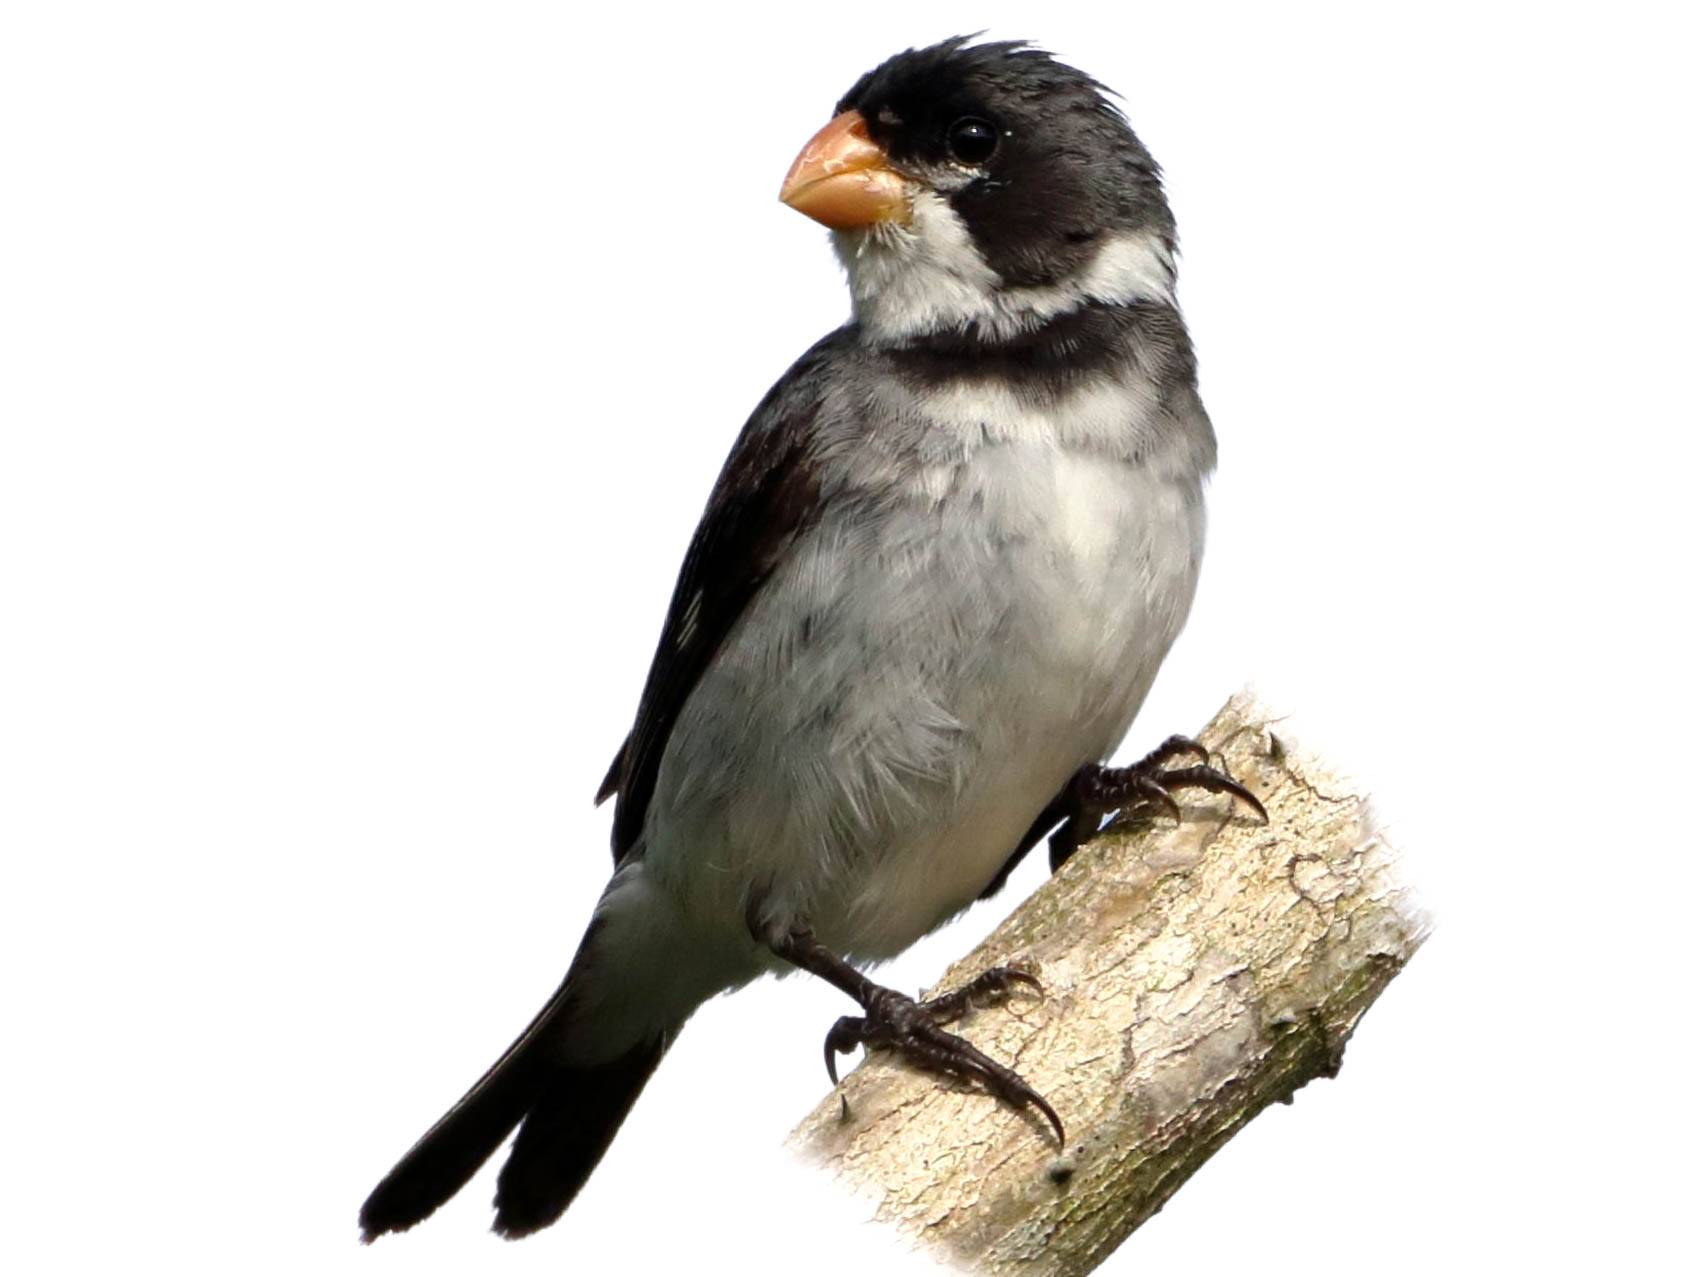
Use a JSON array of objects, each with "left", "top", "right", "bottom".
[{"left": 788, "top": 690, "right": 1429, "bottom": 1275}]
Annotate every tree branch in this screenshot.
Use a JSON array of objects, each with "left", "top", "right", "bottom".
[{"left": 788, "top": 690, "right": 1430, "bottom": 1274}]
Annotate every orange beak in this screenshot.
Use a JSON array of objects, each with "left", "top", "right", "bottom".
[{"left": 778, "top": 110, "right": 911, "bottom": 229}]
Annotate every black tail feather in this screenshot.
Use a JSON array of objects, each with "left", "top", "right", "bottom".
[
  {"left": 360, "top": 952, "right": 677, "bottom": 1243},
  {"left": 359, "top": 978, "right": 572, "bottom": 1242},
  {"left": 361, "top": 902, "right": 685, "bottom": 1242},
  {"left": 491, "top": 1037, "right": 671, "bottom": 1238}
]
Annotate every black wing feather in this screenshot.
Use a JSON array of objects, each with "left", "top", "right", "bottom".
[{"left": 597, "top": 329, "right": 854, "bottom": 861}]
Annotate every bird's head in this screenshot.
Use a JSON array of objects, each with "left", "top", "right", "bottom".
[{"left": 780, "top": 38, "right": 1178, "bottom": 346}]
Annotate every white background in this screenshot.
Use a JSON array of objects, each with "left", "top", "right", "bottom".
[{"left": 4, "top": 3, "right": 1698, "bottom": 1273}]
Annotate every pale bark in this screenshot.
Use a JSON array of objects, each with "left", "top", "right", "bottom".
[{"left": 788, "top": 690, "right": 1429, "bottom": 1275}]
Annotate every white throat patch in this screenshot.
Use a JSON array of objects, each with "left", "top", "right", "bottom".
[{"left": 834, "top": 190, "right": 1176, "bottom": 346}]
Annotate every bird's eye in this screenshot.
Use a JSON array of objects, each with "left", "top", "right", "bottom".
[{"left": 946, "top": 117, "right": 999, "bottom": 166}]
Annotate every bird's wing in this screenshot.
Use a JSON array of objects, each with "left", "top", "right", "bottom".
[{"left": 595, "top": 328, "right": 854, "bottom": 862}]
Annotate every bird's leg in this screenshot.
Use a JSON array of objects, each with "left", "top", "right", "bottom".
[
  {"left": 768, "top": 926, "right": 1063, "bottom": 1143},
  {"left": 1048, "top": 734, "right": 1268, "bottom": 872}
]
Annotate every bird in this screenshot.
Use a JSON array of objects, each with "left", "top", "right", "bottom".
[{"left": 359, "top": 34, "right": 1264, "bottom": 1243}]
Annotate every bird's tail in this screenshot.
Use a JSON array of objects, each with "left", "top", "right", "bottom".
[{"left": 359, "top": 867, "right": 704, "bottom": 1240}]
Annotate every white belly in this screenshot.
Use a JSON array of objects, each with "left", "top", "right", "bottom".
[{"left": 643, "top": 435, "right": 1205, "bottom": 967}]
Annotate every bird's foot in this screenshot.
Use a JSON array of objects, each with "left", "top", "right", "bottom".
[
  {"left": 823, "top": 967, "right": 1061, "bottom": 1142},
  {"left": 1048, "top": 734, "right": 1268, "bottom": 870}
]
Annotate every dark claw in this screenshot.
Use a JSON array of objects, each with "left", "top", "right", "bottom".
[
  {"left": 883, "top": 1019, "right": 1066, "bottom": 1146},
  {"left": 824, "top": 1015, "right": 864, "bottom": 1085},
  {"left": 1067, "top": 738, "right": 1268, "bottom": 838},
  {"left": 920, "top": 965, "right": 1041, "bottom": 1021},
  {"left": 936, "top": 1030, "right": 1065, "bottom": 1144},
  {"left": 993, "top": 1068, "right": 1065, "bottom": 1145},
  {"left": 813, "top": 968, "right": 1062, "bottom": 1144},
  {"left": 1132, "top": 772, "right": 1183, "bottom": 824},
  {"left": 1149, "top": 734, "right": 1211, "bottom": 768},
  {"left": 1148, "top": 764, "right": 1269, "bottom": 824},
  {"left": 999, "top": 969, "right": 1043, "bottom": 997},
  {"left": 967, "top": 1054, "right": 1062, "bottom": 1142}
]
